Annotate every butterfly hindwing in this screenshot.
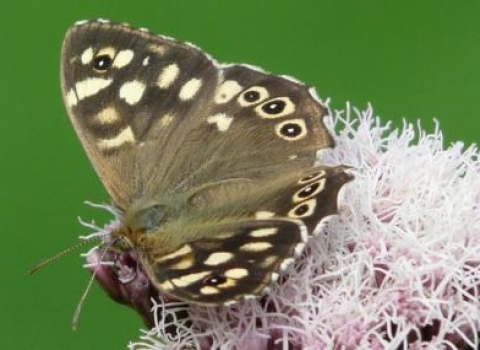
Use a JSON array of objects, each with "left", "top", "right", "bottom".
[
  {"left": 134, "top": 166, "right": 352, "bottom": 304},
  {"left": 145, "top": 218, "right": 306, "bottom": 305}
]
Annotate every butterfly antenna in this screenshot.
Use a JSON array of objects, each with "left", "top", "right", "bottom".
[
  {"left": 29, "top": 238, "right": 101, "bottom": 275},
  {"left": 71, "top": 239, "right": 117, "bottom": 331}
]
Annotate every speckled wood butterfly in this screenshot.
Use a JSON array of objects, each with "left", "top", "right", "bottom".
[{"left": 60, "top": 19, "right": 352, "bottom": 306}]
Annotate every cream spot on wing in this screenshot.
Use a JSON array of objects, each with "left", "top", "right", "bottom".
[
  {"left": 171, "top": 271, "right": 210, "bottom": 287},
  {"left": 97, "top": 47, "right": 116, "bottom": 58},
  {"left": 204, "top": 252, "right": 234, "bottom": 266},
  {"left": 97, "top": 126, "right": 135, "bottom": 150},
  {"left": 142, "top": 56, "right": 150, "bottom": 66},
  {"left": 170, "top": 257, "right": 194, "bottom": 270},
  {"left": 224, "top": 268, "right": 249, "bottom": 279},
  {"left": 160, "top": 113, "right": 175, "bottom": 127},
  {"left": 255, "top": 211, "right": 275, "bottom": 219},
  {"left": 80, "top": 47, "right": 94, "bottom": 65},
  {"left": 113, "top": 49, "right": 134, "bottom": 68},
  {"left": 159, "top": 280, "right": 174, "bottom": 291},
  {"left": 249, "top": 228, "right": 278, "bottom": 238},
  {"left": 66, "top": 88, "right": 78, "bottom": 107},
  {"left": 157, "top": 63, "right": 179, "bottom": 89},
  {"left": 119, "top": 80, "right": 146, "bottom": 105},
  {"left": 200, "top": 286, "right": 219, "bottom": 295},
  {"left": 260, "top": 255, "right": 277, "bottom": 268},
  {"left": 214, "top": 80, "right": 242, "bottom": 104},
  {"left": 211, "top": 231, "right": 236, "bottom": 240},
  {"left": 156, "top": 245, "right": 192, "bottom": 263},
  {"left": 239, "top": 242, "right": 273, "bottom": 252},
  {"left": 207, "top": 113, "right": 233, "bottom": 132},
  {"left": 179, "top": 78, "right": 202, "bottom": 101},
  {"left": 75, "top": 78, "right": 113, "bottom": 100},
  {"left": 95, "top": 107, "right": 120, "bottom": 124},
  {"left": 299, "top": 223, "right": 308, "bottom": 242},
  {"left": 94, "top": 106, "right": 119, "bottom": 124},
  {"left": 148, "top": 44, "right": 167, "bottom": 55}
]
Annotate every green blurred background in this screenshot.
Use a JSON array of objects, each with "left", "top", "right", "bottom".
[{"left": 2, "top": 1, "right": 479, "bottom": 349}]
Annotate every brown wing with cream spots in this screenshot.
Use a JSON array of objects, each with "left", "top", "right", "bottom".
[
  {"left": 146, "top": 219, "right": 307, "bottom": 305},
  {"left": 61, "top": 20, "right": 333, "bottom": 210},
  {"left": 136, "top": 165, "right": 352, "bottom": 305}
]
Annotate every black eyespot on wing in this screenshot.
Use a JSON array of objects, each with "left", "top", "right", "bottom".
[
  {"left": 244, "top": 90, "right": 261, "bottom": 103},
  {"left": 262, "top": 99, "right": 286, "bottom": 114},
  {"left": 204, "top": 273, "right": 227, "bottom": 286},
  {"left": 93, "top": 54, "right": 113, "bottom": 72},
  {"left": 294, "top": 204, "right": 309, "bottom": 216},
  {"left": 280, "top": 122, "right": 302, "bottom": 137},
  {"left": 298, "top": 182, "right": 319, "bottom": 198}
]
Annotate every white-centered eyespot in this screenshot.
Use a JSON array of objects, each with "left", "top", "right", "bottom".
[
  {"left": 275, "top": 118, "right": 307, "bottom": 141},
  {"left": 92, "top": 47, "right": 116, "bottom": 73},
  {"left": 292, "top": 178, "right": 326, "bottom": 203},
  {"left": 288, "top": 198, "right": 317, "bottom": 218},
  {"left": 298, "top": 170, "right": 326, "bottom": 184},
  {"left": 255, "top": 97, "right": 295, "bottom": 119},
  {"left": 238, "top": 86, "right": 269, "bottom": 107}
]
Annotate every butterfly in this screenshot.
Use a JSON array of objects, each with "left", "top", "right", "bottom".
[{"left": 60, "top": 19, "right": 353, "bottom": 306}]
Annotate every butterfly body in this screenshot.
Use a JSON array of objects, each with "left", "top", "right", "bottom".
[{"left": 61, "top": 20, "right": 352, "bottom": 305}]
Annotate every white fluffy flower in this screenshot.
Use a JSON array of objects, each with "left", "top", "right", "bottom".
[{"left": 100, "top": 104, "right": 480, "bottom": 349}]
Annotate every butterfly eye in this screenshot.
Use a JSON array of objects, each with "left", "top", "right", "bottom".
[
  {"left": 238, "top": 86, "right": 269, "bottom": 106},
  {"left": 93, "top": 54, "right": 113, "bottom": 72},
  {"left": 255, "top": 97, "right": 295, "bottom": 119}
]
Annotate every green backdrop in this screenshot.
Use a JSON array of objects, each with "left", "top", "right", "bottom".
[{"left": 2, "top": 1, "right": 479, "bottom": 349}]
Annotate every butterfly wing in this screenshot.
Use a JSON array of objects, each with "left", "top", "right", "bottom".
[
  {"left": 61, "top": 20, "right": 333, "bottom": 209},
  {"left": 139, "top": 166, "right": 352, "bottom": 305}
]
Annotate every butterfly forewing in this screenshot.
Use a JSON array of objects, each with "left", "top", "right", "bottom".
[
  {"left": 60, "top": 19, "right": 352, "bottom": 306},
  {"left": 61, "top": 21, "right": 333, "bottom": 209}
]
